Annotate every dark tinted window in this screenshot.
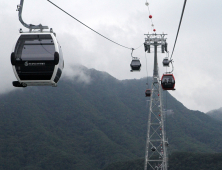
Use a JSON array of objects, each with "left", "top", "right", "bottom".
[
  {"left": 14, "top": 34, "right": 55, "bottom": 61},
  {"left": 163, "top": 59, "right": 169, "bottom": 64},
  {"left": 162, "top": 76, "right": 174, "bottom": 83},
  {"left": 163, "top": 78, "right": 168, "bottom": 82},
  {"left": 131, "top": 60, "right": 141, "bottom": 65}
]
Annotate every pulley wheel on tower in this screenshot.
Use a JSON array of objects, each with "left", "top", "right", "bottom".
[{"left": 144, "top": 43, "right": 150, "bottom": 53}]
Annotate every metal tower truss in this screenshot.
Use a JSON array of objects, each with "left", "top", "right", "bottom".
[{"left": 144, "top": 34, "right": 168, "bottom": 170}]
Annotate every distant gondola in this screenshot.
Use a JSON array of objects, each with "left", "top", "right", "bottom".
[
  {"left": 11, "top": 31, "right": 64, "bottom": 87},
  {"left": 130, "top": 59, "right": 141, "bottom": 72},
  {"left": 161, "top": 74, "right": 175, "bottom": 90},
  {"left": 145, "top": 89, "right": 151, "bottom": 97},
  {"left": 151, "top": 146, "right": 156, "bottom": 152},
  {"left": 162, "top": 57, "right": 170, "bottom": 67}
]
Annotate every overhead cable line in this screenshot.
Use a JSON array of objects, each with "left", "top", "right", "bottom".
[
  {"left": 134, "top": 43, "right": 144, "bottom": 50},
  {"left": 144, "top": 0, "right": 155, "bottom": 88},
  {"left": 47, "top": 0, "right": 137, "bottom": 51},
  {"left": 145, "top": 1, "right": 155, "bottom": 32},
  {"left": 144, "top": 52, "right": 149, "bottom": 87},
  {"left": 170, "top": 0, "right": 187, "bottom": 60},
  {"left": 165, "top": 91, "right": 168, "bottom": 141}
]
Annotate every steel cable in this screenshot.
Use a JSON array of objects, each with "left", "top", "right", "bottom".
[
  {"left": 47, "top": 0, "right": 140, "bottom": 51},
  {"left": 170, "top": 0, "right": 187, "bottom": 60}
]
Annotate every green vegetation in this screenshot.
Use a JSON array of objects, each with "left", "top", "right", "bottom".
[
  {"left": 0, "top": 66, "right": 222, "bottom": 169},
  {"left": 103, "top": 152, "right": 222, "bottom": 170},
  {"left": 103, "top": 158, "right": 144, "bottom": 170}
]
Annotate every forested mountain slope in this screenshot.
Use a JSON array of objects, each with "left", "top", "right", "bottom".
[
  {"left": 0, "top": 65, "right": 221, "bottom": 170},
  {"left": 103, "top": 152, "right": 222, "bottom": 170}
]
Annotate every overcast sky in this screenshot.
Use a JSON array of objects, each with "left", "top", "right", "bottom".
[{"left": 0, "top": 0, "right": 221, "bottom": 113}]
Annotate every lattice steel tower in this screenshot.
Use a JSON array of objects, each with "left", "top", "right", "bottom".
[{"left": 144, "top": 34, "right": 168, "bottom": 170}]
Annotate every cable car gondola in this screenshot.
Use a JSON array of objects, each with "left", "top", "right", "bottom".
[
  {"left": 130, "top": 59, "right": 141, "bottom": 72},
  {"left": 145, "top": 89, "right": 151, "bottom": 97},
  {"left": 162, "top": 57, "right": 170, "bottom": 67},
  {"left": 161, "top": 74, "right": 175, "bottom": 90},
  {"left": 151, "top": 146, "right": 156, "bottom": 152},
  {"left": 130, "top": 48, "right": 141, "bottom": 72},
  {"left": 11, "top": 31, "right": 64, "bottom": 87}
]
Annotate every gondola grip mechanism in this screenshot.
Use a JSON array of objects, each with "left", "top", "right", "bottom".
[{"left": 17, "top": 0, "right": 48, "bottom": 31}]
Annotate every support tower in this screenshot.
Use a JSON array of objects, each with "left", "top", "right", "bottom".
[{"left": 144, "top": 34, "right": 168, "bottom": 170}]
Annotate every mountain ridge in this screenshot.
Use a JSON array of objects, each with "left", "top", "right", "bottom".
[
  {"left": 0, "top": 65, "right": 222, "bottom": 169},
  {"left": 206, "top": 107, "right": 222, "bottom": 122}
]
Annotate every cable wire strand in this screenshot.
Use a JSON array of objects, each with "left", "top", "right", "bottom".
[
  {"left": 145, "top": 52, "right": 149, "bottom": 87},
  {"left": 145, "top": 1, "right": 155, "bottom": 32},
  {"left": 134, "top": 43, "right": 144, "bottom": 50},
  {"left": 47, "top": 0, "right": 134, "bottom": 50},
  {"left": 170, "top": 0, "right": 187, "bottom": 60},
  {"left": 165, "top": 90, "right": 168, "bottom": 140},
  {"left": 165, "top": 61, "right": 174, "bottom": 74}
]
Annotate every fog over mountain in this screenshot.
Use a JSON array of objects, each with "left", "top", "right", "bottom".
[
  {"left": 1, "top": 0, "right": 222, "bottom": 112},
  {"left": 206, "top": 107, "right": 222, "bottom": 122}
]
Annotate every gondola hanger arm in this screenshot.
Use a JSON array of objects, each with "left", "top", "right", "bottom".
[
  {"left": 17, "top": 0, "right": 48, "bottom": 32},
  {"left": 131, "top": 48, "right": 140, "bottom": 60},
  {"left": 165, "top": 60, "right": 174, "bottom": 74},
  {"left": 131, "top": 48, "right": 134, "bottom": 57}
]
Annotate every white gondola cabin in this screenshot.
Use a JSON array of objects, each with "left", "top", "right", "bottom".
[{"left": 11, "top": 31, "right": 64, "bottom": 87}]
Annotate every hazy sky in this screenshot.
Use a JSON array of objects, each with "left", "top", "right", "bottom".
[{"left": 0, "top": 0, "right": 222, "bottom": 113}]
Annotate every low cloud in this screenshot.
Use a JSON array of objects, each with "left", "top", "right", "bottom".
[{"left": 62, "top": 64, "right": 92, "bottom": 84}]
